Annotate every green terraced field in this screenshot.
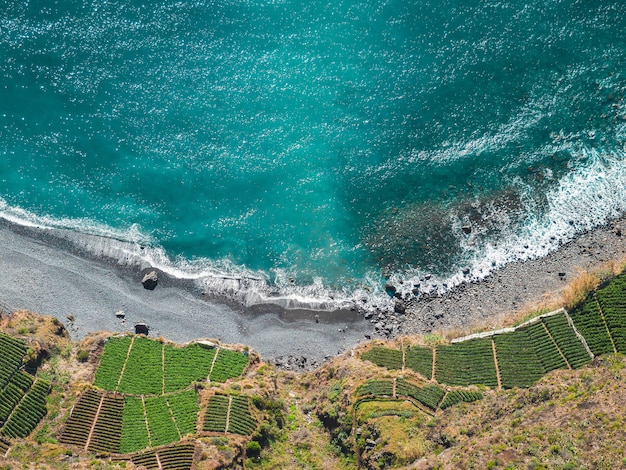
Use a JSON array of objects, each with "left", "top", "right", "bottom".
[
  {"left": 435, "top": 338, "right": 498, "bottom": 387},
  {"left": 361, "top": 346, "right": 403, "bottom": 370},
  {"left": 405, "top": 346, "right": 433, "bottom": 379},
  {"left": 494, "top": 331, "right": 545, "bottom": 388}
]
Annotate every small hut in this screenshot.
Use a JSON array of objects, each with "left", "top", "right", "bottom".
[{"left": 134, "top": 322, "right": 149, "bottom": 335}]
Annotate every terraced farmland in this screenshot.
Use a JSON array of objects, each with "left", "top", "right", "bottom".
[
  {"left": 209, "top": 348, "right": 249, "bottom": 383},
  {"left": 202, "top": 394, "right": 257, "bottom": 436},
  {"left": 541, "top": 314, "right": 592, "bottom": 369},
  {"left": 361, "top": 346, "right": 402, "bottom": 370},
  {"left": 131, "top": 443, "right": 197, "bottom": 470},
  {"left": 59, "top": 389, "right": 124, "bottom": 453},
  {"left": 569, "top": 296, "right": 615, "bottom": 356},
  {"left": 0, "top": 333, "right": 50, "bottom": 439},
  {"left": 356, "top": 380, "right": 395, "bottom": 398},
  {"left": 435, "top": 338, "right": 498, "bottom": 387},
  {"left": 405, "top": 346, "right": 434, "bottom": 379},
  {"left": 95, "top": 335, "right": 247, "bottom": 395},
  {"left": 519, "top": 320, "right": 569, "bottom": 373},
  {"left": 439, "top": 390, "right": 483, "bottom": 410},
  {"left": 0, "top": 378, "right": 50, "bottom": 439},
  {"left": 494, "top": 331, "right": 545, "bottom": 388},
  {"left": 595, "top": 279, "right": 626, "bottom": 352},
  {"left": 120, "top": 390, "right": 199, "bottom": 453}
]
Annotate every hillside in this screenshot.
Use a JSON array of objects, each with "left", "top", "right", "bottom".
[{"left": 1, "top": 271, "right": 626, "bottom": 469}]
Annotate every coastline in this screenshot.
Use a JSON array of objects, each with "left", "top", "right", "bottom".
[
  {"left": 2, "top": 214, "right": 626, "bottom": 368},
  {"left": 0, "top": 218, "right": 371, "bottom": 369},
  {"left": 402, "top": 217, "right": 626, "bottom": 336}
]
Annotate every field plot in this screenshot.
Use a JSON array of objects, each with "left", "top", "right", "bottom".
[
  {"left": 144, "top": 396, "right": 181, "bottom": 447},
  {"left": 93, "top": 336, "right": 133, "bottom": 391},
  {"left": 117, "top": 336, "right": 163, "bottom": 395},
  {"left": 569, "top": 296, "right": 615, "bottom": 356},
  {"left": 361, "top": 347, "right": 402, "bottom": 370},
  {"left": 0, "top": 372, "right": 33, "bottom": 425},
  {"left": 520, "top": 321, "right": 568, "bottom": 372},
  {"left": 131, "top": 443, "right": 196, "bottom": 470},
  {"left": 439, "top": 390, "right": 483, "bottom": 410},
  {"left": 163, "top": 344, "right": 215, "bottom": 393},
  {"left": 542, "top": 314, "right": 591, "bottom": 369},
  {"left": 226, "top": 396, "right": 257, "bottom": 436},
  {"left": 0, "top": 333, "right": 27, "bottom": 390},
  {"left": 120, "top": 397, "right": 150, "bottom": 454},
  {"left": 595, "top": 279, "right": 626, "bottom": 353},
  {"left": 395, "top": 379, "right": 444, "bottom": 411},
  {"left": 209, "top": 349, "right": 249, "bottom": 383},
  {"left": 356, "top": 380, "right": 395, "bottom": 397},
  {"left": 121, "top": 390, "right": 197, "bottom": 453},
  {"left": 434, "top": 338, "right": 498, "bottom": 387},
  {"left": 166, "top": 389, "right": 198, "bottom": 437},
  {"left": 0, "top": 378, "right": 50, "bottom": 438},
  {"left": 405, "top": 346, "right": 433, "bottom": 379},
  {"left": 87, "top": 394, "right": 125, "bottom": 453},
  {"left": 59, "top": 389, "right": 102, "bottom": 449},
  {"left": 203, "top": 394, "right": 229, "bottom": 433},
  {"left": 202, "top": 394, "right": 256, "bottom": 435},
  {"left": 494, "top": 331, "right": 545, "bottom": 388}
]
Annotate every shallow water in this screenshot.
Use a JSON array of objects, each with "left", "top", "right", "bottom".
[{"left": 1, "top": 0, "right": 625, "bottom": 309}]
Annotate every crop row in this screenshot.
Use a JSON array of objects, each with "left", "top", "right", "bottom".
[
  {"left": 494, "top": 332, "right": 545, "bottom": 388},
  {"left": 0, "top": 379, "right": 50, "bottom": 439},
  {"left": 356, "top": 380, "right": 394, "bottom": 397},
  {"left": 0, "top": 372, "right": 34, "bottom": 424},
  {"left": 209, "top": 349, "right": 249, "bottom": 383},
  {"left": 361, "top": 347, "right": 403, "bottom": 370},
  {"left": 542, "top": 315, "right": 591, "bottom": 369},
  {"left": 405, "top": 346, "right": 433, "bottom": 379},
  {"left": 120, "top": 389, "right": 198, "bottom": 453},
  {"left": 439, "top": 390, "right": 483, "bottom": 410},
  {"left": 131, "top": 443, "right": 196, "bottom": 470},
  {"left": 520, "top": 321, "right": 568, "bottom": 372},
  {"left": 203, "top": 395, "right": 229, "bottom": 433},
  {"left": 59, "top": 390, "right": 103, "bottom": 448},
  {"left": 435, "top": 338, "right": 498, "bottom": 387},
  {"left": 0, "top": 334, "right": 27, "bottom": 390}
]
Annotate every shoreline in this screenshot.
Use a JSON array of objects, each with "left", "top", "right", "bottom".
[
  {"left": 2, "top": 215, "right": 626, "bottom": 368},
  {"left": 401, "top": 217, "right": 626, "bottom": 336},
  {"left": 0, "top": 218, "right": 371, "bottom": 369}
]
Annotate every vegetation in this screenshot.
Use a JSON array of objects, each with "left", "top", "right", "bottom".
[{"left": 5, "top": 270, "right": 626, "bottom": 467}]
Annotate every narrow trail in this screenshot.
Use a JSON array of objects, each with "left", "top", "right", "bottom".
[
  {"left": 593, "top": 295, "right": 617, "bottom": 354},
  {"left": 83, "top": 393, "right": 105, "bottom": 451},
  {"left": 491, "top": 339, "right": 502, "bottom": 390},
  {"left": 540, "top": 321, "right": 572, "bottom": 369},
  {"left": 431, "top": 348, "right": 437, "bottom": 382},
  {"left": 224, "top": 396, "right": 233, "bottom": 433},
  {"left": 116, "top": 336, "right": 135, "bottom": 391},
  {"left": 207, "top": 348, "right": 220, "bottom": 383},
  {"left": 141, "top": 396, "right": 153, "bottom": 448}
]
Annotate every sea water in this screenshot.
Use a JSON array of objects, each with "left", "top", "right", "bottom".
[{"left": 1, "top": 0, "right": 625, "bottom": 310}]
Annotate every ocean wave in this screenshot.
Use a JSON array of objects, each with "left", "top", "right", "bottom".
[{"left": 2, "top": 139, "right": 626, "bottom": 313}]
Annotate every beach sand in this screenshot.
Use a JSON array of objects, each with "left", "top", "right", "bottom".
[
  {"left": 0, "top": 219, "right": 370, "bottom": 368},
  {"left": 2, "top": 216, "right": 626, "bottom": 367}
]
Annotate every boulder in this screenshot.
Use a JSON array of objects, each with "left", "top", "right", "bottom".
[
  {"left": 462, "top": 225, "right": 472, "bottom": 234},
  {"left": 141, "top": 270, "right": 158, "bottom": 290}
]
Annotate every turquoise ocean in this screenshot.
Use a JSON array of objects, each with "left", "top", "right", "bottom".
[{"left": 1, "top": 0, "right": 625, "bottom": 311}]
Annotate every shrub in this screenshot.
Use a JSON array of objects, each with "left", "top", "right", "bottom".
[{"left": 76, "top": 350, "right": 89, "bottom": 363}]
